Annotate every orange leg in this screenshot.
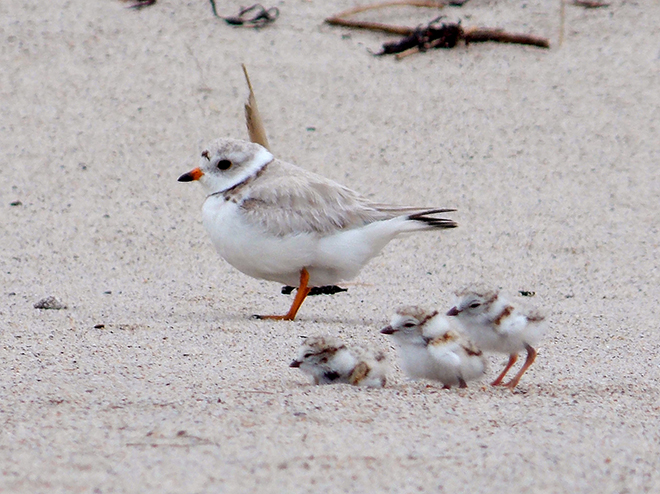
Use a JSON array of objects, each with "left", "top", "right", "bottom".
[
  {"left": 255, "top": 268, "right": 311, "bottom": 321},
  {"left": 491, "top": 353, "right": 518, "bottom": 386},
  {"left": 504, "top": 345, "right": 537, "bottom": 389}
]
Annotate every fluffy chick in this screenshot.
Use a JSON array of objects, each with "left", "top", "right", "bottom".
[
  {"left": 290, "top": 335, "right": 386, "bottom": 388},
  {"left": 381, "top": 306, "right": 485, "bottom": 388},
  {"left": 447, "top": 287, "right": 547, "bottom": 389}
]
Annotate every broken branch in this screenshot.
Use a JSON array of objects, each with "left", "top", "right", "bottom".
[
  {"left": 463, "top": 27, "right": 550, "bottom": 48},
  {"left": 325, "top": 0, "right": 446, "bottom": 35},
  {"left": 326, "top": 1, "right": 549, "bottom": 56}
]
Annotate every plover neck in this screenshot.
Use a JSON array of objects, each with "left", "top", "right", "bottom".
[{"left": 207, "top": 146, "right": 273, "bottom": 199}]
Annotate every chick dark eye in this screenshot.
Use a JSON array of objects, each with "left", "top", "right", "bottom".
[
  {"left": 303, "top": 353, "right": 313, "bottom": 359},
  {"left": 217, "top": 159, "right": 232, "bottom": 170},
  {"left": 469, "top": 302, "right": 481, "bottom": 309},
  {"left": 403, "top": 322, "right": 416, "bottom": 328}
]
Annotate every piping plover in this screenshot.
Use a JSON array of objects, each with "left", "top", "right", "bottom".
[
  {"left": 178, "top": 138, "right": 457, "bottom": 320},
  {"left": 380, "top": 306, "right": 486, "bottom": 389},
  {"left": 290, "top": 336, "right": 387, "bottom": 387},
  {"left": 446, "top": 288, "right": 547, "bottom": 389}
]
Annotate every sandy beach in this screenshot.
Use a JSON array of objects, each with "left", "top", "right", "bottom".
[{"left": 1, "top": 0, "right": 659, "bottom": 492}]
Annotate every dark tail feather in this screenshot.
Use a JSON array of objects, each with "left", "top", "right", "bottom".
[{"left": 408, "top": 209, "right": 458, "bottom": 229}]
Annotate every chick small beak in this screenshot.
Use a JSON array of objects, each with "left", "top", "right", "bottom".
[
  {"left": 380, "top": 325, "right": 396, "bottom": 335},
  {"left": 446, "top": 307, "right": 460, "bottom": 316},
  {"left": 289, "top": 360, "right": 301, "bottom": 368},
  {"left": 178, "top": 167, "right": 203, "bottom": 182}
]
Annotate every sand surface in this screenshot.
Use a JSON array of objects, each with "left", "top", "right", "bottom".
[{"left": 2, "top": 0, "right": 659, "bottom": 492}]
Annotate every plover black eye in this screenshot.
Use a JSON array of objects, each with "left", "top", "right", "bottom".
[{"left": 217, "top": 159, "right": 232, "bottom": 170}]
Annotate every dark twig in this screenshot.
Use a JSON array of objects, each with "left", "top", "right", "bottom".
[
  {"left": 209, "top": 0, "right": 219, "bottom": 17},
  {"left": 282, "top": 285, "right": 348, "bottom": 296},
  {"left": 126, "top": 0, "right": 156, "bottom": 9},
  {"left": 572, "top": 0, "right": 610, "bottom": 7},
  {"left": 326, "top": 18, "right": 416, "bottom": 36},
  {"left": 464, "top": 27, "right": 550, "bottom": 48},
  {"left": 223, "top": 4, "right": 279, "bottom": 28}
]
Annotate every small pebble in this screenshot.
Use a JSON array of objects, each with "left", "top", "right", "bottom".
[{"left": 34, "top": 296, "right": 67, "bottom": 310}]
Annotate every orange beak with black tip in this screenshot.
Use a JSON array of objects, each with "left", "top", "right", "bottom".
[{"left": 178, "top": 167, "right": 204, "bottom": 182}]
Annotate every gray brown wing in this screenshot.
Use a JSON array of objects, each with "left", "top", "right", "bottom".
[
  {"left": 238, "top": 170, "right": 390, "bottom": 236},
  {"left": 233, "top": 159, "right": 454, "bottom": 236}
]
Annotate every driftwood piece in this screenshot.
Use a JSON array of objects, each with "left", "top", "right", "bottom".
[
  {"left": 326, "top": 1, "right": 549, "bottom": 57},
  {"left": 379, "top": 22, "right": 549, "bottom": 58}
]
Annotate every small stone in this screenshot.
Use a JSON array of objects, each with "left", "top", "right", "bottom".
[{"left": 34, "top": 296, "right": 67, "bottom": 310}]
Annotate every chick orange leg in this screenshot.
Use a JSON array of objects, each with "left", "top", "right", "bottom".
[
  {"left": 491, "top": 354, "right": 518, "bottom": 386},
  {"left": 504, "top": 345, "right": 537, "bottom": 389},
  {"left": 255, "top": 268, "right": 311, "bottom": 321}
]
